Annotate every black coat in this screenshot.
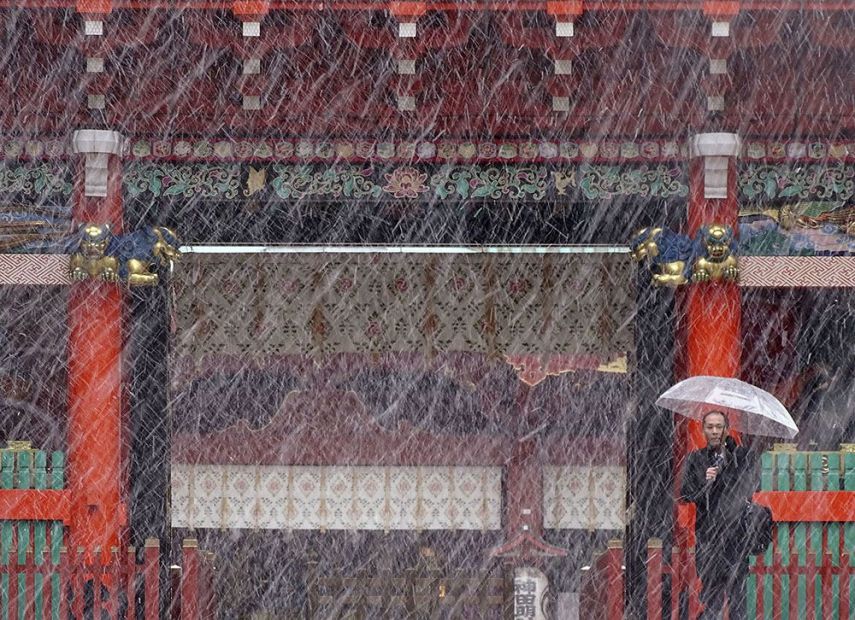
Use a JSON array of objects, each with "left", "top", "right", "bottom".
[{"left": 678, "top": 443, "right": 756, "bottom": 545}]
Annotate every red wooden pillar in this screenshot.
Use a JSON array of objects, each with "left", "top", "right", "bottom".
[
  {"left": 682, "top": 133, "right": 742, "bottom": 447},
  {"left": 67, "top": 129, "right": 126, "bottom": 554},
  {"left": 506, "top": 385, "right": 543, "bottom": 539},
  {"left": 676, "top": 132, "right": 742, "bottom": 541},
  {"left": 506, "top": 438, "right": 543, "bottom": 538}
]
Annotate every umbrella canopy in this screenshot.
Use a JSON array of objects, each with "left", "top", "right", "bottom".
[{"left": 656, "top": 376, "right": 798, "bottom": 439}]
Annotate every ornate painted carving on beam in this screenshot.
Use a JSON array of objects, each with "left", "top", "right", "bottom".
[
  {"left": 4, "top": 138, "right": 855, "bottom": 165},
  {"left": 69, "top": 224, "right": 181, "bottom": 286},
  {"left": 0, "top": 163, "right": 72, "bottom": 196},
  {"left": 0, "top": 163, "right": 73, "bottom": 252},
  {"left": 555, "top": 165, "right": 688, "bottom": 200},
  {"left": 124, "top": 162, "right": 687, "bottom": 203},
  {"left": 739, "top": 164, "right": 854, "bottom": 205},
  {"left": 124, "top": 163, "right": 241, "bottom": 200},
  {"left": 738, "top": 163, "right": 855, "bottom": 256},
  {"left": 630, "top": 224, "right": 739, "bottom": 287}
]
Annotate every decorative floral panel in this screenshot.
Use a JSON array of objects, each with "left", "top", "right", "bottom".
[
  {"left": 125, "top": 139, "right": 687, "bottom": 163},
  {"left": 739, "top": 164, "right": 854, "bottom": 205},
  {"left": 171, "top": 464, "right": 501, "bottom": 531},
  {"left": 124, "top": 162, "right": 687, "bottom": 203},
  {"left": 542, "top": 465, "right": 625, "bottom": 531},
  {"left": 124, "top": 163, "right": 242, "bottom": 200},
  {"left": 737, "top": 164, "right": 855, "bottom": 256},
  {"left": 172, "top": 253, "right": 634, "bottom": 360},
  {"left": 4, "top": 138, "right": 855, "bottom": 165},
  {"left": 0, "top": 163, "right": 73, "bottom": 254},
  {"left": 0, "top": 163, "right": 72, "bottom": 197}
]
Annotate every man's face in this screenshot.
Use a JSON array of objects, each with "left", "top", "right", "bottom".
[{"left": 703, "top": 412, "right": 727, "bottom": 448}]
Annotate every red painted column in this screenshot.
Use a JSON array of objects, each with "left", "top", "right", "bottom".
[
  {"left": 68, "top": 130, "right": 126, "bottom": 554},
  {"left": 506, "top": 385, "right": 543, "bottom": 539},
  {"left": 676, "top": 132, "right": 742, "bottom": 543},
  {"left": 506, "top": 439, "right": 543, "bottom": 538},
  {"left": 683, "top": 133, "right": 742, "bottom": 449}
]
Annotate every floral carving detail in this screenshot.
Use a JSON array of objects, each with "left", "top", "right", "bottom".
[
  {"left": 124, "top": 163, "right": 241, "bottom": 199},
  {"left": 270, "top": 165, "right": 383, "bottom": 200},
  {"left": 382, "top": 166, "right": 428, "bottom": 198},
  {"left": 739, "top": 164, "right": 855, "bottom": 205},
  {"left": 115, "top": 162, "right": 701, "bottom": 204},
  {"left": 0, "top": 164, "right": 72, "bottom": 196},
  {"left": 570, "top": 164, "right": 688, "bottom": 200},
  {"left": 430, "top": 166, "right": 548, "bottom": 200}
]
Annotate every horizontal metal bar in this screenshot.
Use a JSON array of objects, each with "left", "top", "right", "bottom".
[{"left": 179, "top": 244, "right": 630, "bottom": 255}]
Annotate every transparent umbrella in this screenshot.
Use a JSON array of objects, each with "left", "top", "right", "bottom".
[{"left": 656, "top": 376, "right": 798, "bottom": 439}]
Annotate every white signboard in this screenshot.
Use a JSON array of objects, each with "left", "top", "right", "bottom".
[{"left": 513, "top": 566, "right": 548, "bottom": 620}]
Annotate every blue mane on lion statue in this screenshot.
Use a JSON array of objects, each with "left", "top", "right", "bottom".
[
  {"left": 629, "top": 226, "right": 699, "bottom": 286},
  {"left": 69, "top": 224, "right": 181, "bottom": 286}
]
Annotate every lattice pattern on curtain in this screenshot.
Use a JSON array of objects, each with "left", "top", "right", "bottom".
[
  {"left": 542, "top": 465, "right": 626, "bottom": 531},
  {"left": 172, "top": 253, "right": 633, "bottom": 360},
  {"left": 171, "top": 464, "right": 502, "bottom": 531}
]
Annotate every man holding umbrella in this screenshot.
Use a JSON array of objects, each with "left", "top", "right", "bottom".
[
  {"left": 678, "top": 410, "right": 755, "bottom": 619},
  {"left": 658, "top": 376, "right": 798, "bottom": 619}
]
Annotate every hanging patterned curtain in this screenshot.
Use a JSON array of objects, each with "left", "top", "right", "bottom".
[{"left": 171, "top": 252, "right": 634, "bottom": 365}]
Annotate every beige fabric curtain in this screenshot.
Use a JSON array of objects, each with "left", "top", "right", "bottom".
[{"left": 172, "top": 252, "right": 633, "bottom": 361}]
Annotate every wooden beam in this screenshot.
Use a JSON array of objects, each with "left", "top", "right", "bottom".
[
  {"left": 0, "top": 489, "right": 71, "bottom": 522},
  {"left": 0, "top": 0, "right": 852, "bottom": 11},
  {"left": 753, "top": 491, "right": 855, "bottom": 522}
]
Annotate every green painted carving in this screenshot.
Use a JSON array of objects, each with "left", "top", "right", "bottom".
[
  {"left": 558, "top": 164, "right": 688, "bottom": 200},
  {"left": 0, "top": 164, "right": 72, "bottom": 196},
  {"left": 123, "top": 163, "right": 692, "bottom": 204},
  {"left": 124, "top": 163, "right": 241, "bottom": 199},
  {"left": 740, "top": 164, "right": 855, "bottom": 205},
  {"left": 429, "top": 166, "right": 549, "bottom": 200},
  {"left": 269, "top": 165, "right": 383, "bottom": 200}
]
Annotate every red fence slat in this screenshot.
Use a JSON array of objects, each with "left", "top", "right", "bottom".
[
  {"left": 647, "top": 542, "right": 664, "bottom": 619},
  {"left": 0, "top": 539, "right": 216, "bottom": 620},
  {"left": 126, "top": 547, "right": 137, "bottom": 620},
  {"left": 144, "top": 538, "right": 160, "bottom": 620},
  {"left": 8, "top": 554, "right": 19, "bottom": 620},
  {"left": 180, "top": 540, "right": 200, "bottom": 620}
]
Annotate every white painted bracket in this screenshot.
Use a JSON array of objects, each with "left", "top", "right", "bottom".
[
  {"left": 709, "top": 58, "right": 727, "bottom": 75},
  {"left": 398, "top": 22, "right": 416, "bottom": 38},
  {"left": 242, "top": 21, "right": 260, "bottom": 37},
  {"left": 242, "top": 95, "right": 261, "bottom": 110},
  {"left": 711, "top": 21, "right": 730, "bottom": 37},
  {"left": 397, "top": 59, "right": 416, "bottom": 75},
  {"left": 397, "top": 95, "right": 416, "bottom": 111},
  {"left": 707, "top": 95, "right": 725, "bottom": 112},
  {"left": 556, "top": 21, "right": 574, "bottom": 37},
  {"left": 84, "top": 20, "right": 103, "bottom": 36},
  {"left": 690, "top": 133, "right": 741, "bottom": 199},
  {"left": 72, "top": 130, "right": 124, "bottom": 198},
  {"left": 86, "top": 57, "right": 105, "bottom": 73},
  {"left": 552, "top": 96, "right": 570, "bottom": 112},
  {"left": 554, "top": 59, "right": 572, "bottom": 75}
]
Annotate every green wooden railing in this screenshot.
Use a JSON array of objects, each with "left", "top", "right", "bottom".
[
  {"left": 748, "top": 446, "right": 855, "bottom": 620},
  {"left": 0, "top": 444, "right": 65, "bottom": 620}
]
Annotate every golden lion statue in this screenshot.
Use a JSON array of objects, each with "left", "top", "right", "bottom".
[
  {"left": 691, "top": 224, "right": 739, "bottom": 283},
  {"left": 69, "top": 224, "right": 181, "bottom": 286}
]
